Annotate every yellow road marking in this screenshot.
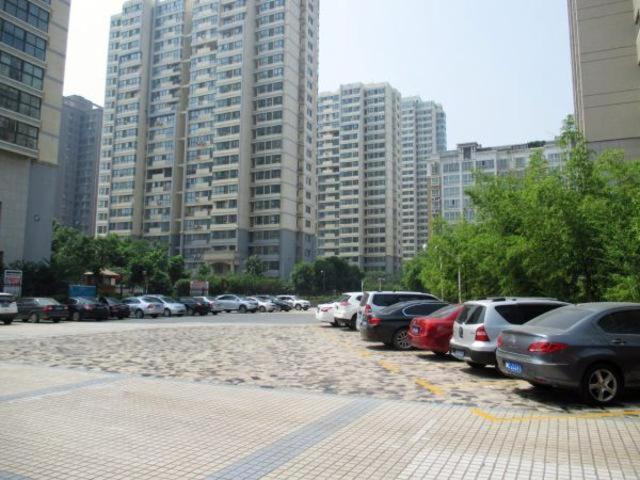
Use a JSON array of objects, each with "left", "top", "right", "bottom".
[
  {"left": 415, "top": 378, "right": 445, "bottom": 397},
  {"left": 358, "top": 350, "right": 371, "bottom": 357},
  {"left": 378, "top": 360, "right": 401, "bottom": 374},
  {"left": 470, "top": 407, "right": 640, "bottom": 423}
]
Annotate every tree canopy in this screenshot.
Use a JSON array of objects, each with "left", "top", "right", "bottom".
[{"left": 404, "top": 119, "right": 640, "bottom": 303}]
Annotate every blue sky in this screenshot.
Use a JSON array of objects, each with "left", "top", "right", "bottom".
[{"left": 63, "top": 0, "right": 573, "bottom": 148}]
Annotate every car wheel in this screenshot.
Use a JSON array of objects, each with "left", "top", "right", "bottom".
[
  {"left": 3, "top": 319, "right": 12, "bottom": 325},
  {"left": 239, "top": 305, "right": 247, "bottom": 313},
  {"left": 225, "top": 310, "right": 231, "bottom": 313},
  {"left": 528, "top": 381, "right": 552, "bottom": 389},
  {"left": 163, "top": 308, "right": 171, "bottom": 317},
  {"left": 392, "top": 329, "right": 412, "bottom": 350},
  {"left": 259, "top": 306, "right": 266, "bottom": 313},
  {"left": 581, "top": 364, "right": 622, "bottom": 405},
  {"left": 295, "top": 304, "right": 302, "bottom": 311},
  {"left": 466, "top": 362, "right": 485, "bottom": 369},
  {"left": 135, "top": 309, "right": 144, "bottom": 319},
  {"left": 71, "top": 311, "right": 81, "bottom": 322},
  {"left": 29, "top": 312, "right": 39, "bottom": 323},
  {"left": 348, "top": 315, "right": 357, "bottom": 331},
  {"left": 331, "top": 320, "right": 340, "bottom": 327},
  {"left": 212, "top": 311, "right": 218, "bottom": 316}
]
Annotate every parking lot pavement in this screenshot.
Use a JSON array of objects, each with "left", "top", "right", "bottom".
[{"left": 1, "top": 312, "right": 639, "bottom": 479}]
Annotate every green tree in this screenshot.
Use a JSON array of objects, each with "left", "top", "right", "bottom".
[{"left": 244, "top": 255, "right": 266, "bottom": 277}]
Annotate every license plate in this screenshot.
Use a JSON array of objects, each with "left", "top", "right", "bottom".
[
  {"left": 411, "top": 326, "right": 419, "bottom": 334},
  {"left": 505, "top": 361, "right": 523, "bottom": 374},
  {"left": 451, "top": 349, "right": 465, "bottom": 359}
]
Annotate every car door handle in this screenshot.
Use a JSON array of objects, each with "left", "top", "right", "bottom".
[{"left": 610, "top": 339, "right": 626, "bottom": 346}]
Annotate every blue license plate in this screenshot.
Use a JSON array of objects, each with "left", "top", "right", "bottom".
[{"left": 505, "top": 361, "right": 523, "bottom": 374}]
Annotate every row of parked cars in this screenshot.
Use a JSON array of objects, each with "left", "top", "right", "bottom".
[
  {"left": 0, "top": 292, "right": 312, "bottom": 323},
  {"left": 317, "top": 292, "right": 640, "bottom": 405}
]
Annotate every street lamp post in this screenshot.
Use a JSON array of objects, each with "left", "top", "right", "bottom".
[
  {"left": 378, "top": 276, "right": 383, "bottom": 291},
  {"left": 320, "top": 269, "right": 326, "bottom": 293},
  {"left": 143, "top": 269, "right": 148, "bottom": 295}
]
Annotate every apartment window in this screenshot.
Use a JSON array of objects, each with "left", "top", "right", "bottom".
[
  {"left": 0, "top": 50, "right": 44, "bottom": 89},
  {"left": 0, "top": 0, "right": 49, "bottom": 32},
  {"left": 0, "top": 83, "right": 40, "bottom": 118},
  {"left": 0, "top": 18, "right": 47, "bottom": 60},
  {"left": 0, "top": 114, "right": 37, "bottom": 148}
]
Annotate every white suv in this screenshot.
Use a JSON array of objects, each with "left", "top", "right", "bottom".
[
  {"left": 356, "top": 291, "right": 440, "bottom": 331},
  {"left": 277, "top": 295, "right": 310, "bottom": 311},
  {"left": 449, "top": 298, "right": 568, "bottom": 369},
  {"left": 0, "top": 293, "right": 18, "bottom": 325},
  {"left": 333, "top": 292, "right": 363, "bottom": 329}
]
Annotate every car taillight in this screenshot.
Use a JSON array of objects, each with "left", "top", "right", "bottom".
[
  {"left": 339, "top": 301, "right": 349, "bottom": 307},
  {"left": 43, "top": 305, "right": 53, "bottom": 312},
  {"left": 364, "top": 304, "right": 372, "bottom": 316},
  {"left": 528, "top": 342, "right": 568, "bottom": 354},
  {"left": 475, "top": 325, "right": 490, "bottom": 342},
  {"left": 368, "top": 317, "right": 381, "bottom": 326},
  {"left": 497, "top": 335, "right": 503, "bottom": 348}
]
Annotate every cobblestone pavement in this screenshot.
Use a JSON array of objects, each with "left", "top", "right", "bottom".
[{"left": 1, "top": 313, "right": 639, "bottom": 479}]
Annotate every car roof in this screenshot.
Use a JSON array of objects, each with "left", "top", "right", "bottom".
[
  {"left": 574, "top": 302, "right": 640, "bottom": 312},
  {"left": 367, "top": 291, "right": 433, "bottom": 296},
  {"left": 465, "top": 298, "right": 567, "bottom": 306}
]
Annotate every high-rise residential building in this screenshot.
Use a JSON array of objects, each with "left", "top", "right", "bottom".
[
  {"left": 427, "top": 141, "right": 565, "bottom": 224},
  {"left": 399, "top": 97, "right": 446, "bottom": 260},
  {"left": 96, "top": 0, "right": 318, "bottom": 279},
  {"left": 0, "top": 0, "right": 70, "bottom": 266},
  {"left": 567, "top": 0, "right": 640, "bottom": 159},
  {"left": 316, "top": 83, "right": 402, "bottom": 274},
  {"left": 55, "top": 95, "right": 103, "bottom": 236}
]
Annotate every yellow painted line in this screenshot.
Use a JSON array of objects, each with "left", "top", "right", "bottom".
[
  {"left": 377, "top": 360, "right": 401, "bottom": 374},
  {"left": 470, "top": 407, "right": 640, "bottom": 423},
  {"left": 358, "top": 350, "right": 372, "bottom": 357},
  {"left": 415, "top": 378, "right": 445, "bottom": 397}
]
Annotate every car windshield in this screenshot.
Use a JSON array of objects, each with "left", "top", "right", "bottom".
[
  {"left": 428, "top": 304, "right": 461, "bottom": 319},
  {"left": 337, "top": 294, "right": 350, "bottom": 302},
  {"left": 525, "top": 305, "right": 590, "bottom": 330}
]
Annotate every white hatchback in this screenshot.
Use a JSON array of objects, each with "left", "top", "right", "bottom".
[
  {"left": 0, "top": 293, "right": 17, "bottom": 325},
  {"left": 333, "top": 292, "right": 363, "bottom": 329},
  {"left": 316, "top": 300, "right": 339, "bottom": 325}
]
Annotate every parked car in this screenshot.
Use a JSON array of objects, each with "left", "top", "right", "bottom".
[
  {"left": 215, "top": 294, "right": 259, "bottom": 313},
  {"left": 16, "top": 297, "right": 68, "bottom": 323},
  {"left": 144, "top": 295, "right": 187, "bottom": 317},
  {"left": 64, "top": 297, "right": 110, "bottom": 321},
  {"left": 449, "top": 298, "right": 568, "bottom": 369},
  {"left": 316, "top": 299, "right": 339, "bottom": 325},
  {"left": 497, "top": 302, "right": 640, "bottom": 405},
  {"left": 357, "top": 291, "right": 441, "bottom": 331},
  {"left": 0, "top": 293, "right": 18, "bottom": 325},
  {"left": 192, "top": 296, "right": 222, "bottom": 315},
  {"left": 247, "top": 296, "right": 276, "bottom": 312},
  {"left": 333, "top": 292, "right": 363, "bottom": 329},
  {"left": 408, "top": 304, "right": 464, "bottom": 355},
  {"left": 178, "top": 297, "right": 210, "bottom": 316},
  {"left": 277, "top": 295, "right": 311, "bottom": 311},
  {"left": 360, "top": 300, "right": 450, "bottom": 350},
  {"left": 98, "top": 297, "right": 131, "bottom": 319},
  {"left": 256, "top": 295, "right": 291, "bottom": 312},
  {"left": 123, "top": 297, "right": 163, "bottom": 319}
]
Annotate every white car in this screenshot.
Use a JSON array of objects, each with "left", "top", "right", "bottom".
[
  {"left": 277, "top": 295, "right": 311, "bottom": 311},
  {"left": 144, "top": 295, "right": 187, "bottom": 317},
  {"left": 247, "top": 296, "right": 276, "bottom": 312},
  {"left": 333, "top": 292, "right": 363, "bottom": 329},
  {"left": 316, "top": 300, "right": 339, "bottom": 325},
  {"left": 0, "top": 293, "right": 18, "bottom": 325},
  {"left": 123, "top": 297, "right": 163, "bottom": 319}
]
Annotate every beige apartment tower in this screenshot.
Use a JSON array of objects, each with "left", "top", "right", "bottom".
[
  {"left": 317, "top": 83, "right": 403, "bottom": 274},
  {"left": 0, "top": 0, "right": 70, "bottom": 265},
  {"left": 568, "top": 0, "right": 640, "bottom": 158},
  {"left": 96, "top": 0, "right": 318, "bottom": 279}
]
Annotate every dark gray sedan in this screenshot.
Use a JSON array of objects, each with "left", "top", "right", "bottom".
[{"left": 496, "top": 303, "right": 640, "bottom": 405}]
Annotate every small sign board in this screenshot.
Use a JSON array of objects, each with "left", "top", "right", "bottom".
[
  {"left": 3, "top": 270, "right": 22, "bottom": 297},
  {"left": 69, "top": 285, "right": 97, "bottom": 299},
  {"left": 190, "top": 280, "right": 209, "bottom": 296}
]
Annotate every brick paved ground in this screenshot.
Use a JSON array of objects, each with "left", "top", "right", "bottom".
[{"left": 1, "top": 312, "right": 639, "bottom": 479}]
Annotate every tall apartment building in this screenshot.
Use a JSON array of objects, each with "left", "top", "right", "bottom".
[
  {"left": 567, "top": 0, "right": 640, "bottom": 159},
  {"left": 428, "top": 141, "right": 565, "bottom": 224},
  {"left": 317, "top": 83, "right": 402, "bottom": 274},
  {"left": 0, "top": 0, "right": 70, "bottom": 266},
  {"left": 96, "top": 0, "right": 318, "bottom": 279},
  {"left": 399, "top": 97, "right": 446, "bottom": 260},
  {"left": 55, "top": 95, "right": 103, "bottom": 236}
]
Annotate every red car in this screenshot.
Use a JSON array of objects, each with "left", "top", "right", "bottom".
[{"left": 408, "top": 304, "right": 463, "bottom": 355}]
